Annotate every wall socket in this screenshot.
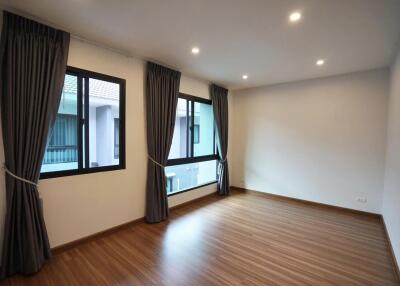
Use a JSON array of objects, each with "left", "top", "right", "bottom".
[{"left": 356, "top": 197, "right": 367, "bottom": 203}]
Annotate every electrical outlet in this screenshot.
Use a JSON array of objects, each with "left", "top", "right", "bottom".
[{"left": 356, "top": 197, "right": 367, "bottom": 203}]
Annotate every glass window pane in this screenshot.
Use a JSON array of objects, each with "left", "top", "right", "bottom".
[
  {"left": 114, "top": 118, "right": 120, "bottom": 159},
  {"left": 193, "top": 102, "right": 214, "bottom": 156},
  {"left": 88, "top": 78, "right": 120, "bottom": 167},
  {"left": 165, "top": 160, "right": 217, "bottom": 195},
  {"left": 41, "top": 74, "right": 78, "bottom": 173},
  {"left": 169, "top": 98, "right": 190, "bottom": 159}
]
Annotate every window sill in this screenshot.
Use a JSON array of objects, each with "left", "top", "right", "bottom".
[
  {"left": 167, "top": 180, "right": 218, "bottom": 197},
  {"left": 39, "top": 164, "right": 125, "bottom": 180}
]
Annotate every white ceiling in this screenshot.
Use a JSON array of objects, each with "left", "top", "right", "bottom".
[{"left": 1, "top": 0, "right": 400, "bottom": 90}]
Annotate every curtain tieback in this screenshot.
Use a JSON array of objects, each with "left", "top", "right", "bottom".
[
  {"left": 218, "top": 158, "right": 227, "bottom": 175},
  {"left": 2, "top": 164, "right": 39, "bottom": 187},
  {"left": 147, "top": 155, "right": 165, "bottom": 169}
]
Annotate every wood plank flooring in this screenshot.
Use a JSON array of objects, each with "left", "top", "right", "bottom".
[{"left": 1, "top": 189, "right": 398, "bottom": 285}]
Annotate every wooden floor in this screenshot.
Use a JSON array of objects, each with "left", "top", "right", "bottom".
[{"left": 1, "top": 189, "right": 398, "bottom": 286}]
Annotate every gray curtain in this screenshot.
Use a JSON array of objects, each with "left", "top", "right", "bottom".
[
  {"left": 0, "top": 11, "right": 70, "bottom": 278},
  {"left": 145, "top": 62, "right": 181, "bottom": 223},
  {"left": 210, "top": 84, "right": 230, "bottom": 195}
]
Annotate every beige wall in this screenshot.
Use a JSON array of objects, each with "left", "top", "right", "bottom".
[
  {"left": 230, "top": 69, "right": 389, "bottom": 213},
  {"left": 383, "top": 48, "right": 400, "bottom": 265},
  {"left": 0, "top": 38, "right": 218, "bottom": 249}
]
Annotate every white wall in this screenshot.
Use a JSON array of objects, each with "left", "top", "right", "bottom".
[
  {"left": 0, "top": 37, "right": 217, "bottom": 249},
  {"left": 230, "top": 69, "right": 389, "bottom": 213},
  {"left": 383, "top": 48, "right": 400, "bottom": 266}
]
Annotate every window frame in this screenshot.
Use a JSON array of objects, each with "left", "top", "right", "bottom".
[
  {"left": 40, "top": 66, "right": 126, "bottom": 179},
  {"left": 166, "top": 93, "right": 219, "bottom": 196}
]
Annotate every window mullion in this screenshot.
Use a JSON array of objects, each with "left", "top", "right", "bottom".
[
  {"left": 191, "top": 100, "right": 194, "bottom": 158},
  {"left": 77, "top": 73, "right": 83, "bottom": 171},
  {"left": 185, "top": 99, "right": 189, "bottom": 158},
  {"left": 84, "top": 77, "right": 90, "bottom": 169}
]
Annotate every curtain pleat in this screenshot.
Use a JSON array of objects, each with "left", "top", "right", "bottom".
[
  {"left": 145, "top": 62, "right": 181, "bottom": 223},
  {"left": 210, "top": 84, "right": 230, "bottom": 195},
  {"left": 0, "top": 11, "right": 70, "bottom": 278}
]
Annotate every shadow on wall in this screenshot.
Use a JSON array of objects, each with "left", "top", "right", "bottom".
[
  {"left": 230, "top": 94, "right": 250, "bottom": 188},
  {"left": 230, "top": 70, "right": 388, "bottom": 214}
]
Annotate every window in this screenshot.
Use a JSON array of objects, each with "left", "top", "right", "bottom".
[
  {"left": 40, "top": 67, "right": 125, "bottom": 178},
  {"left": 166, "top": 93, "right": 218, "bottom": 195}
]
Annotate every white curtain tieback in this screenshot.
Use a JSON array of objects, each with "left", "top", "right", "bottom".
[
  {"left": 218, "top": 158, "right": 227, "bottom": 175},
  {"left": 147, "top": 155, "right": 165, "bottom": 169},
  {"left": 2, "top": 164, "right": 39, "bottom": 187}
]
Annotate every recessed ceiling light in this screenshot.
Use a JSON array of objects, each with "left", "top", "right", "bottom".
[
  {"left": 242, "top": 75, "right": 248, "bottom": 80},
  {"left": 191, "top": 47, "right": 200, "bottom": 54},
  {"left": 316, "top": 59, "right": 325, "bottom": 66},
  {"left": 289, "top": 11, "right": 302, "bottom": 22}
]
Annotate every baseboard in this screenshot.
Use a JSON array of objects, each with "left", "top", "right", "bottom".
[
  {"left": 52, "top": 217, "right": 145, "bottom": 254},
  {"left": 169, "top": 191, "right": 219, "bottom": 211},
  {"left": 230, "top": 186, "right": 380, "bottom": 218},
  {"left": 52, "top": 191, "right": 219, "bottom": 254},
  {"left": 381, "top": 216, "right": 400, "bottom": 284}
]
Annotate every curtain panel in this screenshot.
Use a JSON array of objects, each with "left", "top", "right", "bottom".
[
  {"left": 210, "top": 84, "right": 230, "bottom": 195},
  {"left": 145, "top": 62, "right": 181, "bottom": 223},
  {"left": 0, "top": 11, "right": 70, "bottom": 278}
]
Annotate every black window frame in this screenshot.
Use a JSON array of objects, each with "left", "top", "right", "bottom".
[
  {"left": 40, "top": 66, "right": 126, "bottom": 179},
  {"left": 166, "top": 93, "right": 218, "bottom": 196}
]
